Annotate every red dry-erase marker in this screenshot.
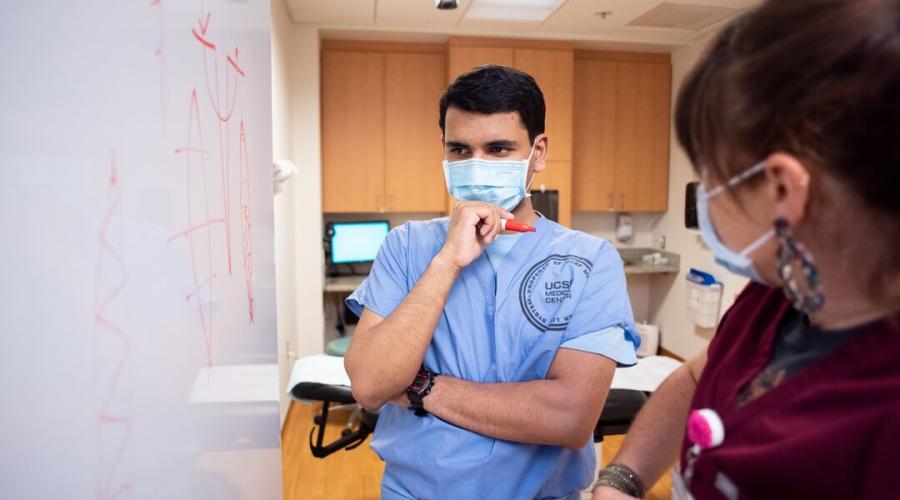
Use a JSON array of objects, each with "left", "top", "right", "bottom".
[{"left": 500, "top": 219, "right": 536, "bottom": 233}]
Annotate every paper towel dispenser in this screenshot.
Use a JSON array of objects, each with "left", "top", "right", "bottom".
[
  {"left": 685, "top": 182, "right": 699, "bottom": 229},
  {"left": 530, "top": 189, "right": 559, "bottom": 223}
]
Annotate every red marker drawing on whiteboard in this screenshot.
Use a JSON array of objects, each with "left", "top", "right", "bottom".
[{"left": 500, "top": 219, "right": 536, "bottom": 233}]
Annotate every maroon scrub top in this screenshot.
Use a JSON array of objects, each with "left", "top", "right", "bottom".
[{"left": 680, "top": 283, "right": 900, "bottom": 499}]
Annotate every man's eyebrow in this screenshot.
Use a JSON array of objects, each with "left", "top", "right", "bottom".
[
  {"left": 445, "top": 141, "right": 469, "bottom": 149},
  {"left": 485, "top": 139, "right": 518, "bottom": 148}
]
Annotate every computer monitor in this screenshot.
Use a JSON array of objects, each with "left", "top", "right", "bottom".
[{"left": 327, "top": 220, "right": 390, "bottom": 265}]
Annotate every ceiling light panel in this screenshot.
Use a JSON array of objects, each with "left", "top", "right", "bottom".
[{"left": 466, "top": 0, "right": 567, "bottom": 22}]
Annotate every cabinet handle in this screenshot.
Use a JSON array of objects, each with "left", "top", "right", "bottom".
[
  {"left": 376, "top": 194, "right": 385, "bottom": 213},
  {"left": 618, "top": 193, "right": 624, "bottom": 210},
  {"left": 388, "top": 192, "right": 394, "bottom": 211}
]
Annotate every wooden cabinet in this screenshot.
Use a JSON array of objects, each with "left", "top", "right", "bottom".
[
  {"left": 448, "top": 46, "right": 513, "bottom": 80},
  {"left": 321, "top": 40, "right": 671, "bottom": 219},
  {"left": 321, "top": 42, "right": 447, "bottom": 213},
  {"left": 446, "top": 38, "right": 574, "bottom": 226},
  {"left": 321, "top": 50, "right": 385, "bottom": 213},
  {"left": 513, "top": 49, "right": 574, "bottom": 162},
  {"left": 384, "top": 52, "right": 448, "bottom": 212},
  {"left": 573, "top": 51, "right": 671, "bottom": 212}
]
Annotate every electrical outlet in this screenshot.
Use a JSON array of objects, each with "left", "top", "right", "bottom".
[{"left": 284, "top": 340, "right": 296, "bottom": 363}]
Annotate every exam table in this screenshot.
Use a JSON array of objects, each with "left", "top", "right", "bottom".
[{"left": 287, "top": 354, "right": 681, "bottom": 458}]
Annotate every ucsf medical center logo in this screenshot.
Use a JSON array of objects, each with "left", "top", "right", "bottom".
[{"left": 518, "top": 254, "right": 592, "bottom": 332}]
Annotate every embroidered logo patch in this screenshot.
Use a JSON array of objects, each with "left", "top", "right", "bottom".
[{"left": 518, "top": 254, "right": 592, "bottom": 332}]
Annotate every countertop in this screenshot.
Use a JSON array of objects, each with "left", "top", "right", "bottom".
[{"left": 324, "top": 248, "right": 679, "bottom": 292}]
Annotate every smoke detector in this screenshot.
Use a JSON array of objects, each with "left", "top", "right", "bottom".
[{"left": 435, "top": 0, "right": 459, "bottom": 10}]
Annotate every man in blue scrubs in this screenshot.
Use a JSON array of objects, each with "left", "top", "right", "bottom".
[{"left": 344, "top": 65, "right": 639, "bottom": 499}]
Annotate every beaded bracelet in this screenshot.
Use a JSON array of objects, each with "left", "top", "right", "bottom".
[{"left": 591, "top": 463, "right": 645, "bottom": 498}]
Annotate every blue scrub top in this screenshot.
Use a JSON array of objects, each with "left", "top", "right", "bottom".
[{"left": 347, "top": 216, "right": 639, "bottom": 499}]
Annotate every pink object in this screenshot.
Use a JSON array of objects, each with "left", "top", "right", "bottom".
[{"left": 687, "top": 408, "right": 725, "bottom": 450}]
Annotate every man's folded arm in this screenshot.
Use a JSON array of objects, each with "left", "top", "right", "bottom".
[
  {"left": 422, "top": 347, "right": 616, "bottom": 450},
  {"left": 344, "top": 255, "right": 460, "bottom": 411}
]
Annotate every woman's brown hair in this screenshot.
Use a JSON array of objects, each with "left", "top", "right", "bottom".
[{"left": 675, "top": 0, "right": 900, "bottom": 303}]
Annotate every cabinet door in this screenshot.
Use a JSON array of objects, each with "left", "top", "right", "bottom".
[
  {"left": 448, "top": 46, "right": 514, "bottom": 82},
  {"left": 531, "top": 160, "right": 572, "bottom": 228},
  {"left": 321, "top": 50, "right": 385, "bottom": 213},
  {"left": 514, "top": 49, "right": 574, "bottom": 162},
  {"left": 573, "top": 59, "right": 617, "bottom": 211},
  {"left": 615, "top": 62, "right": 670, "bottom": 212},
  {"left": 384, "top": 52, "right": 448, "bottom": 212}
]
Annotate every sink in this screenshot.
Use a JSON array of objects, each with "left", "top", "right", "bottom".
[{"left": 616, "top": 247, "right": 680, "bottom": 275}]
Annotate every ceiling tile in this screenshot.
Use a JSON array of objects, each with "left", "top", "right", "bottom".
[
  {"left": 608, "top": 25, "right": 694, "bottom": 45},
  {"left": 540, "top": 0, "right": 665, "bottom": 35},
  {"left": 286, "top": 0, "right": 375, "bottom": 25},
  {"left": 629, "top": 2, "right": 740, "bottom": 31},
  {"left": 671, "top": 0, "right": 757, "bottom": 8},
  {"left": 285, "top": 0, "right": 760, "bottom": 49},
  {"left": 376, "top": 0, "right": 469, "bottom": 30}
]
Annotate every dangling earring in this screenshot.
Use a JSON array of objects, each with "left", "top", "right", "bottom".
[{"left": 775, "top": 217, "right": 825, "bottom": 313}]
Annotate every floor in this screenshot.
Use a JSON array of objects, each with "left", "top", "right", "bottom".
[{"left": 281, "top": 401, "right": 672, "bottom": 500}]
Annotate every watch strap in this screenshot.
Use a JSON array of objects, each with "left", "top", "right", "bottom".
[{"left": 406, "top": 369, "right": 435, "bottom": 416}]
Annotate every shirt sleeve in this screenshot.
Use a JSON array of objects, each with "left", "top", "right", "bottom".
[
  {"left": 345, "top": 223, "right": 410, "bottom": 319},
  {"left": 560, "top": 326, "right": 637, "bottom": 366},
  {"left": 561, "top": 241, "right": 640, "bottom": 366}
]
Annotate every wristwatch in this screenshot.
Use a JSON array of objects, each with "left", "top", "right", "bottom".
[{"left": 406, "top": 369, "right": 436, "bottom": 416}]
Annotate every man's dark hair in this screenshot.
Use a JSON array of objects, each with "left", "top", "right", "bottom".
[{"left": 439, "top": 65, "right": 545, "bottom": 143}]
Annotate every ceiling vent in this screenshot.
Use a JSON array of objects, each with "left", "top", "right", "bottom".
[{"left": 628, "top": 2, "right": 741, "bottom": 31}]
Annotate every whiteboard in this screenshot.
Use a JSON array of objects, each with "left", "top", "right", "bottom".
[{"left": 0, "top": 1, "right": 282, "bottom": 499}]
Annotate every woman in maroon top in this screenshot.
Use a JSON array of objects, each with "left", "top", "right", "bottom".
[{"left": 593, "top": 0, "right": 900, "bottom": 499}]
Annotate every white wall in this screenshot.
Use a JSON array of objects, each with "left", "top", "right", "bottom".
[
  {"left": 645, "top": 34, "right": 749, "bottom": 360},
  {"left": 287, "top": 24, "right": 325, "bottom": 359},
  {"left": 271, "top": 0, "right": 324, "bottom": 424},
  {"left": 571, "top": 212, "right": 661, "bottom": 249}
]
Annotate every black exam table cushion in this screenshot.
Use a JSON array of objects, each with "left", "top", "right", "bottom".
[
  {"left": 599, "top": 389, "right": 648, "bottom": 422},
  {"left": 292, "top": 382, "right": 356, "bottom": 405}
]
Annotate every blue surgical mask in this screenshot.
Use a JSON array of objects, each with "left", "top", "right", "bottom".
[
  {"left": 442, "top": 143, "right": 536, "bottom": 211},
  {"left": 696, "top": 161, "right": 775, "bottom": 282}
]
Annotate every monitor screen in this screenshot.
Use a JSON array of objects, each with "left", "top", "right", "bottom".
[{"left": 329, "top": 221, "right": 390, "bottom": 265}]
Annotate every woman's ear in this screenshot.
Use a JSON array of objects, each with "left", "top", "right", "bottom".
[
  {"left": 765, "top": 152, "right": 811, "bottom": 226},
  {"left": 532, "top": 134, "right": 549, "bottom": 173}
]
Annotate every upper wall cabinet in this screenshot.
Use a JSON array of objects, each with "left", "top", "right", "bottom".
[
  {"left": 321, "top": 42, "right": 447, "bottom": 213},
  {"left": 321, "top": 49, "right": 385, "bottom": 213},
  {"left": 573, "top": 51, "right": 672, "bottom": 212},
  {"left": 512, "top": 48, "right": 574, "bottom": 163},
  {"left": 448, "top": 45, "right": 514, "bottom": 79},
  {"left": 383, "top": 52, "right": 448, "bottom": 213}
]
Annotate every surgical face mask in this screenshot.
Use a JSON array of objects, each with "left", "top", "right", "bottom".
[
  {"left": 442, "top": 142, "right": 536, "bottom": 211},
  {"left": 696, "top": 161, "right": 775, "bottom": 282}
]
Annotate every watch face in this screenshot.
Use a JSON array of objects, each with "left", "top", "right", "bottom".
[{"left": 410, "top": 372, "right": 429, "bottom": 393}]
